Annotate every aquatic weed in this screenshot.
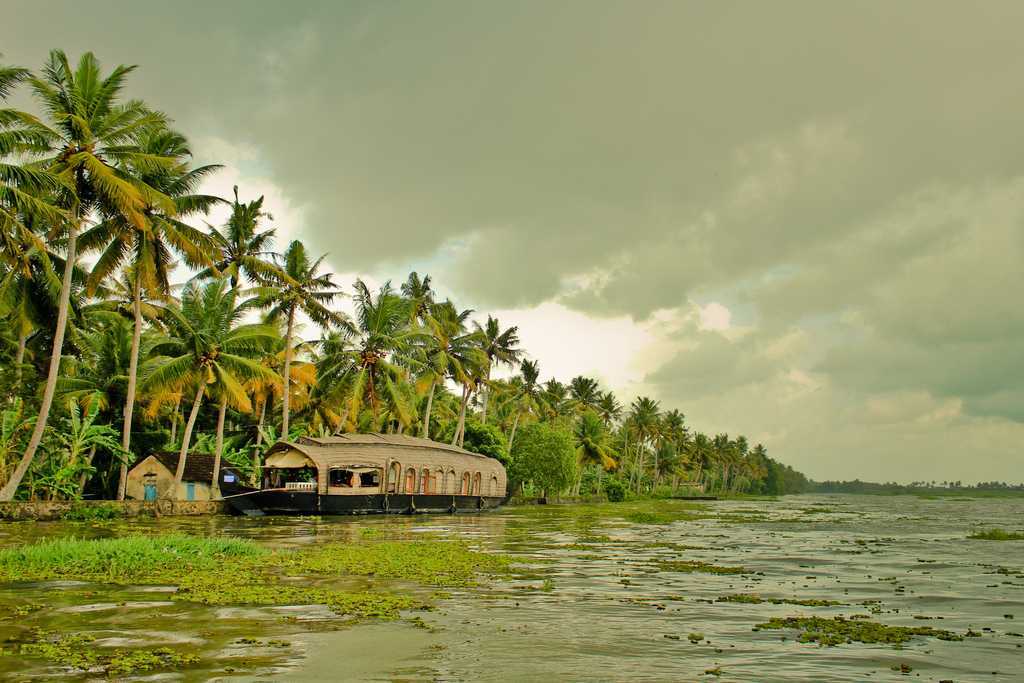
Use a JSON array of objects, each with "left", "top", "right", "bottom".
[
  {"left": 969, "top": 529, "right": 1024, "bottom": 541},
  {"left": 654, "top": 560, "right": 748, "bottom": 575},
  {"left": 716, "top": 594, "right": 845, "bottom": 607},
  {"left": 754, "top": 616, "right": 965, "bottom": 647}
]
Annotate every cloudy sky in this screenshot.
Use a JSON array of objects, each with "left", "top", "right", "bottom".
[{"left": 6, "top": 1, "right": 1023, "bottom": 482}]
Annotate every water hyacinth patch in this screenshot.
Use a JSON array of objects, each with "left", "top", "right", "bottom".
[{"left": 754, "top": 616, "right": 966, "bottom": 647}]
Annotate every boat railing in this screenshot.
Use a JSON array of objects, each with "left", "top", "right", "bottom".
[{"left": 284, "top": 481, "right": 317, "bottom": 492}]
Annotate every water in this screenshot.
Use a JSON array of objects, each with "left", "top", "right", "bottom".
[{"left": 0, "top": 494, "right": 1022, "bottom": 681}]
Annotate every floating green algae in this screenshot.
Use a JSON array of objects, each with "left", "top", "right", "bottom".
[
  {"left": 624, "top": 510, "right": 702, "bottom": 525},
  {"left": 0, "top": 533, "right": 516, "bottom": 675},
  {"left": 654, "top": 560, "right": 748, "bottom": 575},
  {"left": 717, "top": 594, "right": 845, "bottom": 607},
  {"left": 969, "top": 528, "right": 1024, "bottom": 541},
  {"left": 272, "top": 538, "right": 513, "bottom": 588},
  {"left": 754, "top": 616, "right": 965, "bottom": 647},
  {"left": 11, "top": 629, "right": 200, "bottom": 676}
]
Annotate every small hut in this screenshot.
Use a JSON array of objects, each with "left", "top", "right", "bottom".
[{"left": 125, "top": 452, "right": 221, "bottom": 501}]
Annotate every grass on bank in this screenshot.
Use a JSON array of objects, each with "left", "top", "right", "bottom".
[
  {"left": 968, "top": 528, "right": 1024, "bottom": 541},
  {"left": 0, "top": 534, "right": 264, "bottom": 581}
]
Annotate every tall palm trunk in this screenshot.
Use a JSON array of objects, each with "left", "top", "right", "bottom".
[
  {"left": 281, "top": 308, "right": 295, "bottom": 437},
  {"left": 172, "top": 381, "right": 205, "bottom": 498},
  {"left": 117, "top": 271, "right": 144, "bottom": 501},
  {"left": 421, "top": 379, "right": 436, "bottom": 438},
  {"left": 169, "top": 395, "right": 181, "bottom": 445},
  {"left": 480, "top": 368, "right": 491, "bottom": 424},
  {"left": 211, "top": 395, "right": 227, "bottom": 497},
  {"left": 254, "top": 397, "right": 267, "bottom": 448},
  {"left": 508, "top": 411, "right": 521, "bottom": 452},
  {"left": 458, "top": 387, "right": 472, "bottom": 447},
  {"left": 0, "top": 218, "right": 79, "bottom": 501},
  {"left": 451, "top": 384, "right": 468, "bottom": 446}
]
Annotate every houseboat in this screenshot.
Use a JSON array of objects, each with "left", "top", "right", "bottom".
[{"left": 220, "top": 433, "right": 509, "bottom": 516}]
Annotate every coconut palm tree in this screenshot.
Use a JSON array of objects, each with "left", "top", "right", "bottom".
[
  {"left": 418, "top": 300, "right": 485, "bottom": 439},
  {"left": 0, "top": 58, "right": 66, "bottom": 273},
  {"left": 401, "top": 271, "right": 434, "bottom": 324},
  {"left": 0, "top": 240, "right": 60, "bottom": 389},
  {"left": 540, "top": 379, "right": 570, "bottom": 421},
  {"left": 627, "top": 396, "right": 661, "bottom": 493},
  {"left": 326, "top": 279, "right": 422, "bottom": 431},
  {"left": 80, "top": 127, "right": 220, "bottom": 499},
  {"left": 196, "top": 186, "right": 280, "bottom": 287},
  {"left": 1, "top": 61, "right": 66, "bottom": 397},
  {"left": 475, "top": 315, "right": 521, "bottom": 424},
  {"left": 596, "top": 390, "right": 622, "bottom": 427},
  {"left": 1, "top": 50, "right": 174, "bottom": 501},
  {"left": 142, "top": 279, "right": 278, "bottom": 497},
  {"left": 252, "top": 240, "right": 346, "bottom": 436},
  {"left": 506, "top": 359, "right": 542, "bottom": 450},
  {"left": 573, "top": 409, "right": 617, "bottom": 494},
  {"left": 568, "top": 376, "right": 601, "bottom": 413}
]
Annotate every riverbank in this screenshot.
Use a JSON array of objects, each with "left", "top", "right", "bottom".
[{"left": 0, "top": 499, "right": 227, "bottom": 521}]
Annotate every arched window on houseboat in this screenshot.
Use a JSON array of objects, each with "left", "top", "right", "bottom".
[
  {"left": 461, "top": 472, "right": 471, "bottom": 495},
  {"left": 445, "top": 469, "right": 456, "bottom": 494},
  {"left": 472, "top": 472, "right": 482, "bottom": 495},
  {"left": 405, "top": 467, "right": 417, "bottom": 493},
  {"left": 433, "top": 468, "right": 444, "bottom": 495},
  {"left": 420, "top": 467, "right": 431, "bottom": 494},
  {"left": 489, "top": 475, "right": 499, "bottom": 496},
  {"left": 386, "top": 462, "right": 401, "bottom": 493}
]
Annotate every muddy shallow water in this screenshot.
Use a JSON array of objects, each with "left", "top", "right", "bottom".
[{"left": 1, "top": 494, "right": 1022, "bottom": 682}]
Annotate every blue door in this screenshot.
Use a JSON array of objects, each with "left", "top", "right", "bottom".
[
  {"left": 143, "top": 484, "right": 157, "bottom": 501},
  {"left": 186, "top": 482, "right": 196, "bottom": 501}
]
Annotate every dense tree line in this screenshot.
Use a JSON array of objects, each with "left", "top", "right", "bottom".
[
  {"left": 812, "top": 480, "right": 1023, "bottom": 495},
  {"left": 0, "top": 50, "right": 809, "bottom": 501}
]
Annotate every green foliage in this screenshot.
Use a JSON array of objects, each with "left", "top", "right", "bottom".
[
  {"left": 604, "top": 477, "right": 627, "bottom": 502},
  {"left": 0, "top": 398, "right": 33, "bottom": 485},
  {"left": 509, "top": 422, "right": 576, "bottom": 496},
  {"left": 447, "top": 419, "right": 508, "bottom": 462},
  {"left": 60, "top": 502, "right": 121, "bottom": 521}
]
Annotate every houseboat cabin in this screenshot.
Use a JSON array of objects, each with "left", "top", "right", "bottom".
[{"left": 222, "top": 434, "right": 508, "bottom": 516}]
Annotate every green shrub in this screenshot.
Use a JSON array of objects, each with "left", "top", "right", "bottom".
[
  {"left": 61, "top": 503, "right": 122, "bottom": 521},
  {"left": 604, "top": 478, "right": 627, "bottom": 502}
]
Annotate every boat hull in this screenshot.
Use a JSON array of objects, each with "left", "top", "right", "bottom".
[{"left": 223, "top": 488, "right": 507, "bottom": 516}]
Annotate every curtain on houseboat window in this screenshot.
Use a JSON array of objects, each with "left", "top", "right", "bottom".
[{"left": 330, "top": 469, "right": 354, "bottom": 487}]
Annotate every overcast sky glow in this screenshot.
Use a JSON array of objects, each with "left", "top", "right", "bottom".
[{"left": 6, "top": 1, "right": 1023, "bottom": 482}]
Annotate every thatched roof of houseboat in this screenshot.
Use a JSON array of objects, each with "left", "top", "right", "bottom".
[
  {"left": 295, "top": 434, "right": 489, "bottom": 457},
  {"left": 265, "top": 434, "right": 503, "bottom": 472}
]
